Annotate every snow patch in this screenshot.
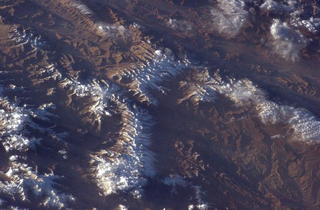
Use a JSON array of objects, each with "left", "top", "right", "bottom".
[
  {"left": 0, "top": 155, "right": 74, "bottom": 209},
  {"left": 0, "top": 89, "right": 67, "bottom": 152},
  {"left": 8, "top": 27, "right": 46, "bottom": 51},
  {"left": 177, "top": 69, "right": 217, "bottom": 106},
  {"left": 117, "top": 48, "right": 190, "bottom": 106},
  {"left": 90, "top": 97, "right": 156, "bottom": 197},
  {"left": 0, "top": 98, "right": 39, "bottom": 152}
]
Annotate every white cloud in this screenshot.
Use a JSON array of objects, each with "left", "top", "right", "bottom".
[
  {"left": 270, "top": 19, "right": 307, "bottom": 62},
  {"left": 72, "top": 0, "right": 94, "bottom": 15},
  {"left": 171, "top": 67, "right": 320, "bottom": 143},
  {"left": 260, "top": 0, "right": 295, "bottom": 13},
  {"left": 210, "top": 0, "right": 248, "bottom": 38},
  {"left": 290, "top": 16, "right": 320, "bottom": 34},
  {"left": 168, "top": 19, "right": 193, "bottom": 33},
  {"left": 217, "top": 79, "right": 320, "bottom": 142}
]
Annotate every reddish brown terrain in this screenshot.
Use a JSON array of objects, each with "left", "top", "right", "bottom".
[{"left": 0, "top": 0, "right": 319, "bottom": 209}]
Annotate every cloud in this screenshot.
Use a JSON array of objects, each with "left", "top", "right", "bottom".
[
  {"left": 270, "top": 19, "right": 307, "bottom": 62},
  {"left": 290, "top": 16, "right": 320, "bottom": 34},
  {"left": 217, "top": 79, "right": 320, "bottom": 143},
  {"left": 258, "top": 102, "right": 320, "bottom": 142},
  {"left": 173, "top": 68, "right": 320, "bottom": 143},
  {"left": 168, "top": 18, "right": 193, "bottom": 33},
  {"left": 260, "top": 0, "right": 320, "bottom": 33},
  {"left": 210, "top": 0, "right": 248, "bottom": 38},
  {"left": 260, "top": 0, "right": 295, "bottom": 13},
  {"left": 72, "top": 0, "right": 94, "bottom": 15}
]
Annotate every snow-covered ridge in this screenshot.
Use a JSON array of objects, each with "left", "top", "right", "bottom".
[
  {"left": 7, "top": 26, "right": 158, "bottom": 198},
  {"left": 0, "top": 97, "right": 35, "bottom": 152},
  {"left": 83, "top": 49, "right": 191, "bottom": 199},
  {"left": 90, "top": 95, "right": 156, "bottom": 198},
  {"left": 7, "top": 26, "right": 114, "bottom": 131},
  {"left": 177, "top": 69, "right": 217, "bottom": 106},
  {"left": 115, "top": 48, "right": 190, "bottom": 106},
  {"left": 0, "top": 93, "right": 60, "bottom": 152},
  {"left": 0, "top": 155, "right": 74, "bottom": 209},
  {"left": 7, "top": 26, "right": 62, "bottom": 87},
  {"left": 8, "top": 27, "right": 46, "bottom": 51},
  {"left": 29, "top": 63, "right": 63, "bottom": 85},
  {"left": 0, "top": 91, "right": 74, "bottom": 209},
  {"left": 58, "top": 78, "right": 115, "bottom": 130}
]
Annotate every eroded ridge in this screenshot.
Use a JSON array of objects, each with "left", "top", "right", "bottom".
[
  {"left": 90, "top": 85, "right": 156, "bottom": 198},
  {"left": 0, "top": 94, "right": 74, "bottom": 209}
]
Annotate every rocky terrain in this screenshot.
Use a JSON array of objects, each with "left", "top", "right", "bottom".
[{"left": 0, "top": 0, "right": 319, "bottom": 209}]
